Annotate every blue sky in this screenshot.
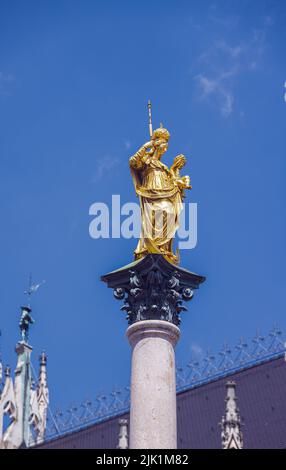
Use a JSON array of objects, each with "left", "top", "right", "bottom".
[{"left": 0, "top": 0, "right": 286, "bottom": 412}]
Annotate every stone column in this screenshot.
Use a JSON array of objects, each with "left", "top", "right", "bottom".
[
  {"left": 127, "top": 320, "right": 180, "bottom": 449},
  {"left": 101, "top": 254, "right": 205, "bottom": 450}
]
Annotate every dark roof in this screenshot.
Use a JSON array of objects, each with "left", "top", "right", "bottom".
[
  {"left": 37, "top": 413, "right": 129, "bottom": 449},
  {"left": 177, "top": 356, "right": 286, "bottom": 449},
  {"left": 37, "top": 356, "right": 286, "bottom": 449}
]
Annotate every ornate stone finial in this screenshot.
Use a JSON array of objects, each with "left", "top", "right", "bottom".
[
  {"left": 101, "top": 254, "right": 205, "bottom": 326},
  {"left": 36, "top": 350, "right": 49, "bottom": 444},
  {"left": 220, "top": 381, "right": 243, "bottom": 449},
  {"left": 39, "top": 351, "right": 47, "bottom": 367},
  {"left": 4, "top": 365, "right": 11, "bottom": 377},
  {"left": 117, "top": 418, "right": 128, "bottom": 449}
]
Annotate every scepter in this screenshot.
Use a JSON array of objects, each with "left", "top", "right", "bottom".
[{"left": 147, "top": 100, "right": 153, "bottom": 138}]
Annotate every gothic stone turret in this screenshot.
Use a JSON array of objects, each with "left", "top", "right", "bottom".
[
  {"left": 0, "top": 307, "right": 49, "bottom": 449},
  {"left": 221, "top": 381, "right": 243, "bottom": 449}
]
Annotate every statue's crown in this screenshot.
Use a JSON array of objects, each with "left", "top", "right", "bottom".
[{"left": 152, "top": 123, "right": 170, "bottom": 141}]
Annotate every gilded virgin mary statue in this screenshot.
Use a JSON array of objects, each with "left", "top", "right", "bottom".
[{"left": 129, "top": 106, "right": 191, "bottom": 265}]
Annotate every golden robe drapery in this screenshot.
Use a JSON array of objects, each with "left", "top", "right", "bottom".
[{"left": 129, "top": 146, "right": 183, "bottom": 264}]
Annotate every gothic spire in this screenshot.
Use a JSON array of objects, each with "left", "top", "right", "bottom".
[
  {"left": 36, "top": 351, "right": 49, "bottom": 444},
  {"left": 221, "top": 381, "right": 243, "bottom": 449},
  {"left": 0, "top": 283, "right": 47, "bottom": 449},
  {"left": 117, "top": 418, "right": 129, "bottom": 449}
]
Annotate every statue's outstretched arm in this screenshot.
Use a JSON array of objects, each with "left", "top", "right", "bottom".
[{"left": 129, "top": 141, "right": 153, "bottom": 169}]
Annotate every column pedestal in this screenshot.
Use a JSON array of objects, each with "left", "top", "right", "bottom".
[{"left": 126, "top": 320, "right": 180, "bottom": 449}]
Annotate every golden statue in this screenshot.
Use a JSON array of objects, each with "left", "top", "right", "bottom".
[{"left": 129, "top": 102, "right": 191, "bottom": 265}]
